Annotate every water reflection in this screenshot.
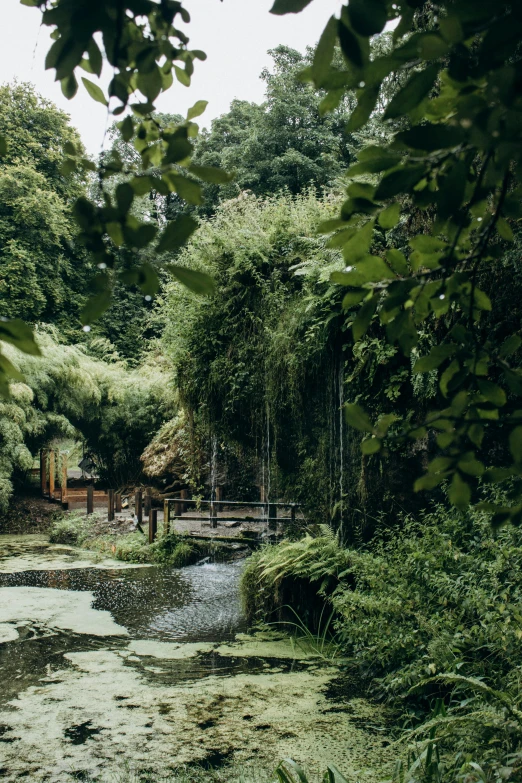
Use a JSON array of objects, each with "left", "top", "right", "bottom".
[{"left": 0, "top": 561, "right": 246, "bottom": 642}]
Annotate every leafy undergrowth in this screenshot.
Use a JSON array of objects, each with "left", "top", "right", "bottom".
[
  {"left": 241, "top": 506, "right": 522, "bottom": 782},
  {"left": 49, "top": 511, "right": 212, "bottom": 567}
]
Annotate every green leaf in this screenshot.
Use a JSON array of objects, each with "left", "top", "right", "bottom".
[
  {"left": 410, "top": 236, "right": 447, "bottom": 253},
  {"left": 189, "top": 165, "right": 234, "bottom": 184},
  {"left": 123, "top": 222, "right": 158, "bottom": 249},
  {"left": 276, "top": 760, "right": 309, "bottom": 783},
  {"left": 477, "top": 379, "right": 507, "bottom": 407},
  {"left": 473, "top": 288, "right": 492, "bottom": 311},
  {"left": 87, "top": 38, "right": 103, "bottom": 78},
  {"left": 137, "top": 262, "right": 159, "bottom": 296},
  {"left": 165, "top": 135, "right": 192, "bottom": 164},
  {"left": 342, "top": 220, "right": 374, "bottom": 263},
  {"left": 348, "top": 0, "right": 387, "bottom": 36},
  {"left": 317, "top": 219, "right": 349, "bottom": 234},
  {"left": 449, "top": 472, "right": 471, "bottom": 510},
  {"left": 458, "top": 455, "right": 485, "bottom": 477},
  {"left": 312, "top": 16, "right": 338, "bottom": 86},
  {"left": 0, "top": 352, "right": 24, "bottom": 396},
  {"left": 414, "top": 473, "right": 445, "bottom": 491},
  {"left": 378, "top": 202, "right": 401, "bottom": 229},
  {"left": 167, "top": 265, "right": 216, "bottom": 296},
  {"left": 137, "top": 67, "right": 163, "bottom": 101},
  {"left": 500, "top": 335, "right": 522, "bottom": 358},
  {"left": 187, "top": 100, "right": 208, "bottom": 120},
  {"left": 417, "top": 34, "right": 449, "bottom": 60},
  {"left": 0, "top": 319, "right": 41, "bottom": 356},
  {"left": 119, "top": 116, "right": 134, "bottom": 142},
  {"left": 396, "top": 124, "right": 465, "bottom": 151},
  {"left": 509, "top": 426, "right": 522, "bottom": 464},
  {"left": 157, "top": 215, "right": 198, "bottom": 254},
  {"left": 174, "top": 65, "right": 190, "bottom": 87},
  {"left": 323, "top": 764, "right": 350, "bottom": 783},
  {"left": 497, "top": 217, "right": 514, "bottom": 242},
  {"left": 81, "top": 77, "right": 108, "bottom": 106},
  {"left": 361, "top": 437, "right": 381, "bottom": 455},
  {"left": 81, "top": 290, "right": 112, "bottom": 325},
  {"left": 333, "top": 255, "right": 395, "bottom": 286},
  {"left": 383, "top": 64, "right": 440, "bottom": 120},
  {"left": 167, "top": 175, "right": 203, "bottom": 205},
  {"left": 61, "top": 73, "right": 78, "bottom": 99},
  {"left": 347, "top": 86, "right": 380, "bottom": 132},
  {"left": 342, "top": 289, "right": 367, "bottom": 308},
  {"left": 338, "top": 19, "right": 363, "bottom": 69},
  {"left": 413, "top": 345, "right": 457, "bottom": 373},
  {"left": 375, "top": 165, "right": 425, "bottom": 200},
  {"left": 270, "top": 0, "right": 314, "bottom": 14},
  {"left": 116, "top": 183, "right": 134, "bottom": 215},
  {"left": 352, "top": 295, "right": 379, "bottom": 341},
  {"left": 344, "top": 403, "right": 373, "bottom": 433},
  {"left": 385, "top": 249, "right": 409, "bottom": 275}
]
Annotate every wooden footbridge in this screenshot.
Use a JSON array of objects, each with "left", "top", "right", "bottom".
[{"left": 38, "top": 448, "right": 300, "bottom": 543}]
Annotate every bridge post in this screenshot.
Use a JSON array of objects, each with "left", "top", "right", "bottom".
[
  {"left": 48, "top": 450, "right": 55, "bottom": 500},
  {"left": 163, "top": 500, "right": 170, "bottom": 536},
  {"left": 108, "top": 489, "right": 115, "bottom": 522},
  {"left": 135, "top": 490, "right": 143, "bottom": 525},
  {"left": 40, "top": 449, "right": 48, "bottom": 497},
  {"left": 61, "top": 458, "right": 68, "bottom": 507},
  {"left": 149, "top": 509, "right": 158, "bottom": 543},
  {"left": 87, "top": 485, "right": 94, "bottom": 515},
  {"left": 115, "top": 492, "right": 122, "bottom": 513}
]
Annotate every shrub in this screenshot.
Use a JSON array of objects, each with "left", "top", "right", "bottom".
[{"left": 242, "top": 505, "right": 522, "bottom": 780}]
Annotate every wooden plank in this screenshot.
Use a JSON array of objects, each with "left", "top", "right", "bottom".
[{"left": 115, "top": 493, "right": 122, "bottom": 513}]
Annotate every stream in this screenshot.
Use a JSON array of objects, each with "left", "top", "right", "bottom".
[{"left": 0, "top": 536, "right": 394, "bottom": 782}]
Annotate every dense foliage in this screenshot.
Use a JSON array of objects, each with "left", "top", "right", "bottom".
[
  {"left": 0, "top": 83, "right": 90, "bottom": 334},
  {"left": 0, "top": 329, "right": 173, "bottom": 510},
  {"left": 192, "top": 45, "right": 353, "bottom": 216},
  {"left": 243, "top": 500, "right": 522, "bottom": 780}
]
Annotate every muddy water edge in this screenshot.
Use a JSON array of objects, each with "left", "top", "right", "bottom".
[{"left": 0, "top": 535, "right": 394, "bottom": 782}]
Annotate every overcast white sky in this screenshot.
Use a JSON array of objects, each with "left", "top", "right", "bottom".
[{"left": 1, "top": 0, "right": 343, "bottom": 155}]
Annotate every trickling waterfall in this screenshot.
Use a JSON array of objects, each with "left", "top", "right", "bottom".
[
  {"left": 265, "top": 398, "right": 271, "bottom": 531},
  {"left": 338, "top": 360, "right": 344, "bottom": 537},
  {"left": 210, "top": 433, "right": 218, "bottom": 504},
  {"left": 210, "top": 433, "right": 218, "bottom": 550}
]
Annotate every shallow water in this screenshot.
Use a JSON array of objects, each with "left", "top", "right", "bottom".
[
  {"left": 0, "top": 539, "right": 395, "bottom": 781},
  {"left": 0, "top": 560, "right": 246, "bottom": 642}
]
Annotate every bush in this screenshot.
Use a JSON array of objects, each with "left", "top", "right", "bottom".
[
  {"left": 48, "top": 511, "right": 97, "bottom": 546},
  {"left": 242, "top": 506, "right": 522, "bottom": 780}
]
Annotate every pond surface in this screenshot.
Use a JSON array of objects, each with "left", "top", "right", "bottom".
[
  {"left": 0, "top": 560, "right": 246, "bottom": 642},
  {"left": 0, "top": 537, "right": 394, "bottom": 782}
]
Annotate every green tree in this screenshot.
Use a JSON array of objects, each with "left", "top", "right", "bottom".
[
  {"left": 0, "top": 83, "right": 91, "bottom": 333},
  {"left": 279, "top": 0, "right": 522, "bottom": 519},
  {"left": 194, "top": 46, "right": 353, "bottom": 215}
]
